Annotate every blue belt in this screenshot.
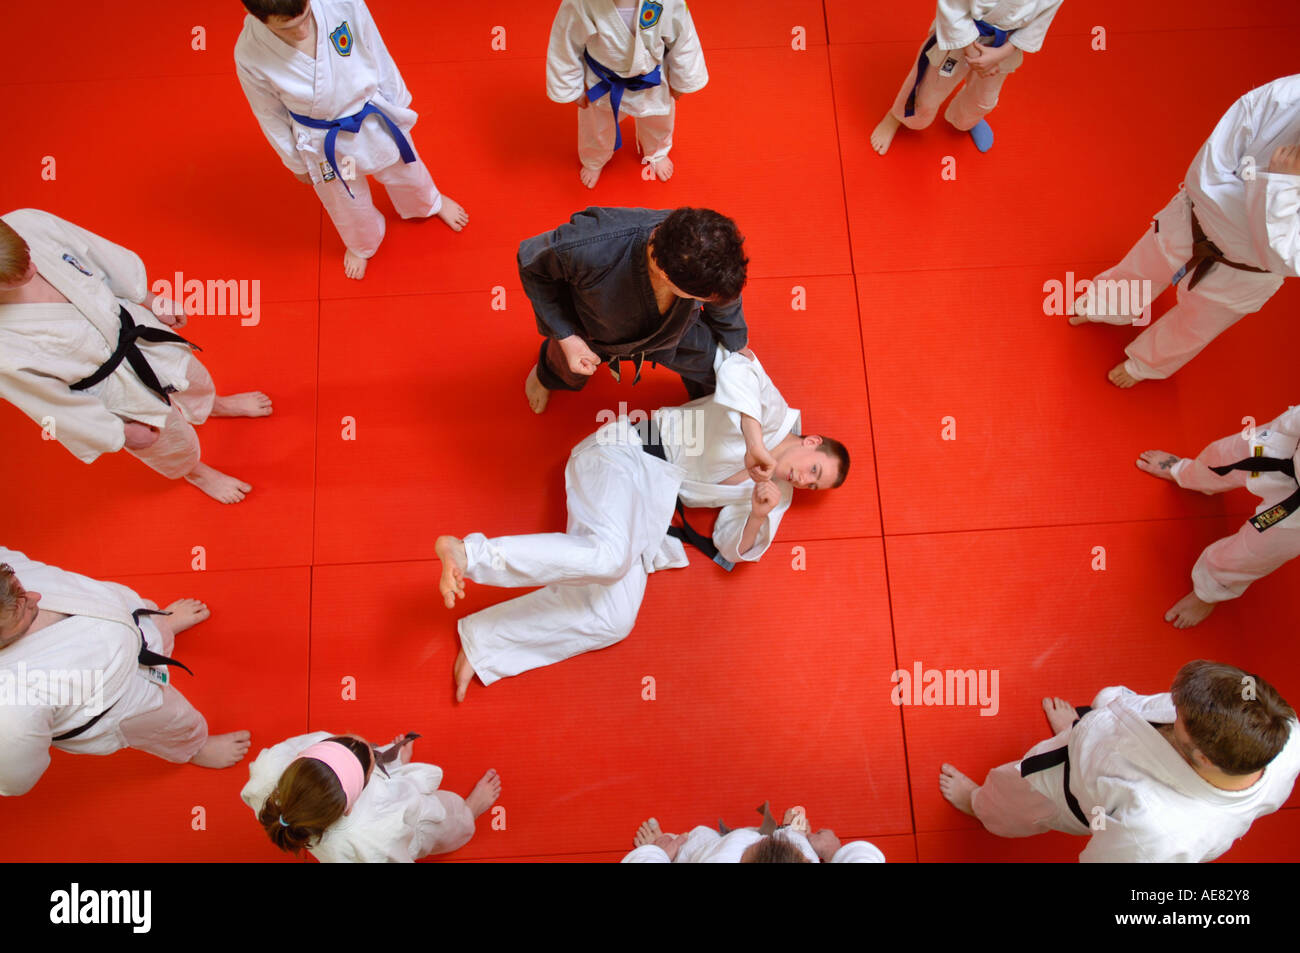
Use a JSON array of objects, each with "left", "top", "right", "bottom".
[
  {"left": 904, "top": 20, "right": 1015, "bottom": 118},
  {"left": 583, "top": 51, "right": 662, "bottom": 151},
  {"left": 288, "top": 101, "right": 416, "bottom": 198}
]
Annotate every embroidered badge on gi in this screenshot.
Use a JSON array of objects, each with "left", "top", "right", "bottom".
[
  {"left": 62, "top": 252, "right": 92, "bottom": 276},
  {"left": 330, "top": 21, "right": 353, "bottom": 56},
  {"left": 639, "top": 1, "right": 664, "bottom": 29},
  {"left": 1252, "top": 504, "right": 1290, "bottom": 531},
  {"left": 319, "top": 160, "right": 337, "bottom": 182}
]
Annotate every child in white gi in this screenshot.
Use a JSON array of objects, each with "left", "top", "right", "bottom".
[
  {"left": 1135, "top": 404, "right": 1300, "bottom": 628},
  {"left": 939, "top": 662, "right": 1300, "bottom": 862},
  {"left": 234, "top": 0, "right": 469, "bottom": 280},
  {"left": 871, "top": 0, "right": 1064, "bottom": 155},
  {"left": 622, "top": 808, "right": 886, "bottom": 863},
  {"left": 242, "top": 731, "right": 501, "bottom": 863},
  {"left": 1071, "top": 75, "right": 1300, "bottom": 387},
  {"left": 547, "top": 0, "right": 709, "bottom": 187}
]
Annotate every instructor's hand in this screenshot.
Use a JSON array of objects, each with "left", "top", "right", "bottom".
[
  {"left": 751, "top": 479, "right": 779, "bottom": 518},
  {"left": 1270, "top": 143, "right": 1300, "bottom": 176},
  {"left": 558, "top": 334, "right": 600, "bottom": 376},
  {"left": 293, "top": 171, "right": 313, "bottom": 184}
]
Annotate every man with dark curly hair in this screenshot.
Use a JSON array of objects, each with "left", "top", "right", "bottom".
[{"left": 518, "top": 206, "right": 749, "bottom": 414}]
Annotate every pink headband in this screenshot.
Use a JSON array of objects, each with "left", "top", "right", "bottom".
[{"left": 295, "top": 741, "right": 365, "bottom": 812}]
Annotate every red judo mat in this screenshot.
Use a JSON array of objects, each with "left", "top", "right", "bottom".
[{"left": 1, "top": 1, "right": 1298, "bottom": 865}]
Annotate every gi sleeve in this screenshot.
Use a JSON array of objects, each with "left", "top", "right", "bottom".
[
  {"left": 0, "top": 366, "right": 127, "bottom": 462},
  {"left": 1079, "top": 790, "right": 1176, "bottom": 863},
  {"left": 1007, "top": 0, "right": 1063, "bottom": 53},
  {"left": 1264, "top": 404, "right": 1300, "bottom": 438},
  {"left": 0, "top": 706, "right": 54, "bottom": 797},
  {"left": 235, "top": 61, "right": 311, "bottom": 176},
  {"left": 830, "top": 840, "right": 887, "bottom": 863},
  {"left": 1244, "top": 169, "right": 1300, "bottom": 276},
  {"left": 664, "top": 1, "right": 709, "bottom": 94},
  {"left": 546, "top": 0, "right": 595, "bottom": 104},
  {"left": 699, "top": 295, "right": 748, "bottom": 353},
  {"left": 934, "top": 0, "right": 980, "bottom": 50},
  {"left": 713, "top": 493, "right": 790, "bottom": 564},
  {"left": 620, "top": 845, "right": 673, "bottom": 863},
  {"left": 517, "top": 235, "right": 582, "bottom": 340},
  {"left": 355, "top": 0, "right": 412, "bottom": 109}
]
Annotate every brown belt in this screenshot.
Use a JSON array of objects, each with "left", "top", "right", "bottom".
[{"left": 1184, "top": 209, "right": 1270, "bottom": 290}]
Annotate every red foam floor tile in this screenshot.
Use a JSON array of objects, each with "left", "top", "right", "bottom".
[
  {"left": 0, "top": 566, "right": 311, "bottom": 862},
  {"left": 307, "top": 537, "right": 907, "bottom": 859},
  {"left": 313, "top": 274, "right": 879, "bottom": 566},
  {"left": 859, "top": 263, "right": 1299, "bottom": 535},
  {"left": 0, "top": 300, "right": 318, "bottom": 578},
  {"left": 315, "top": 45, "right": 851, "bottom": 300},
  {"left": 831, "top": 27, "right": 1298, "bottom": 275},
  {"left": 884, "top": 519, "right": 1300, "bottom": 838}
]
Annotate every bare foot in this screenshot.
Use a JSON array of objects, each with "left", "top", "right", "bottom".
[
  {"left": 190, "top": 730, "right": 251, "bottom": 768},
  {"left": 164, "top": 598, "right": 210, "bottom": 633},
  {"left": 634, "top": 817, "right": 663, "bottom": 847},
  {"left": 1165, "top": 592, "right": 1216, "bottom": 629},
  {"left": 185, "top": 463, "right": 252, "bottom": 504},
  {"left": 647, "top": 157, "right": 674, "bottom": 181},
  {"left": 1043, "top": 696, "right": 1077, "bottom": 734},
  {"left": 939, "top": 763, "right": 977, "bottom": 816},
  {"left": 344, "top": 249, "right": 368, "bottom": 280},
  {"left": 871, "top": 113, "right": 901, "bottom": 155},
  {"left": 435, "top": 535, "right": 468, "bottom": 608},
  {"left": 1108, "top": 361, "right": 1140, "bottom": 388},
  {"left": 211, "top": 392, "right": 273, "bottom": 418},
  {"left": 579, "top": 166, "right": 602, "bottom": 189},
  {"left": 437, "top": 197, "right": 469, "bottom": 232},
  {"left": 466, "top": 768, "right": 501, "bottom": 818},
  {"left": 1136, "top": 450, "right": 1181, "bottom": 482},
  {"left": 453, "top": 648, "right": 477, "bottom": 703},
  {"left": 525, "top": 364, "right": 551, "bottom": 414}
]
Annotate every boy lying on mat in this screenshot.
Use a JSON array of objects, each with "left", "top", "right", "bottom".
[{"left": 435, "top": 346, "right": 850, "bottom": 701}]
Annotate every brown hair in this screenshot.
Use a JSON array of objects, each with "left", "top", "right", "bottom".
[
  {"left": 741, "top": 836, "right": 811, "bottom": 864},
  {"left": 813, "top": 436, "right": 850, "bottom": 489},
  {"left": 256, "top": 736, "right": 371, "bottom": 853},
  {"left": 0, "top": 221, "right": 32, "bottom": 285},
  {"left": 240, "top": 0, "right": 309, "bottom": 23},
  {"left": 1172, "top": 660, "right": 1296, "bottom": 775}
]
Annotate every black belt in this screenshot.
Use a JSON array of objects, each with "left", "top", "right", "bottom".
[
  {"left": 1210, "top": 454, "right": 1299, "bottom": 531},
  {"left": 1181, "top": 209, "right": 1271, "bottom": 291},
  {"left": 1019, "top": 705, "right": 1091, "bottom": 828},
  {"left": 636, "top": 419, "right": 735, "bottom": 572},
  {"left": 50, "top": 608, "right": 193, "bottom": 744},
  {"left": 70, "top": 305, "right": 199, "bottom": 405}
]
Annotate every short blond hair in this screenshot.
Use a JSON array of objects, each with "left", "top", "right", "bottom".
[{"left": 0, "top": 220, "right": 31, "bottom": 285}]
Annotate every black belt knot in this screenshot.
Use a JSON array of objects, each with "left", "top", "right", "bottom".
[
  {"left": 70, "top": 305, "right": 199, "bottom": 405},
  {"left": 636, "top": 418, "right": 735, "bottom": 572}
]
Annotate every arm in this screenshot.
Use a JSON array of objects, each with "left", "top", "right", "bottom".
[
  {"left": 934, "top": 0, "right": 980, "bottom": 50},
  {"left": 235, "top": 62, "right": 311, "bottom": 176},
  {"left": 1244, "top": 144, "right": 1300, "bottom": 275},
  {"left": 663, "top": 2, "right": 709, "bottom": 95},
  {"left": 1008, "top": 0, "right": 1063, "bottom": 53},
  {"left": 829, "top": 839, "right": 887, "bottom": 863},
  {"left": 355, "top": 0, "right": 411, "bottom": 109},
  {"left": 1263, "top": 404, "right": 1300, "bottom": 438},
  {"left": 0, "top": 367, "right": 127, "bottom": 461},
  {"left": 0, "top": 711, "right": 54, "bottom": 797},
  {"left": 37, "top": 211, "right": 149, "bottom": 303},
  {"left": 620, "top": 844, "right": 674, "bottom": 863},
  {"left": 698, "top": 296, "right": 748, "bottom": 353},
  {"left": 517, "top": 236, "right": 582, "bottom": 340},
  {"left": 545, "top": 0, "right": 594, "bottom": 104}
]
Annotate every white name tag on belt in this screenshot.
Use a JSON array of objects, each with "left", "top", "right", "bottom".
[{"left": 138, "top": 665, "right": 170, "bottom": 688}]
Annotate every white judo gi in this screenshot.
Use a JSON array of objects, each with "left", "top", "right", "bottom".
[
  {"left": 240, "top": 731, "right": 477, "bottom": 863},
  {"left": 1169, "top": 404, "right": 1300, "bottom": 603},
  {"left": 0, "top": 209, "right": 214, "bottom": 479},
  {"left": 889, "top": 0, "right": 1063, "bottom": 132},
  {"left": 1077, "top": 75, "right": 1300, "bottom": 380},
  {"left": 621, "top": 825, "right": 886, "bottom": 863},
  {"left": 0, "top": 548, "right": 208, "bottom": 797},
  {"left": 457, "top": 349, "right": 799, "bottom": 686},
  {"left": 235, "top": 0, "right": 442, "bottom": 258},
  {"left": 970, "top": 686, "right": 1300, "bottom": 862},
  {"left": 547, "top": 0, "right": 708, "bottom": 171}
]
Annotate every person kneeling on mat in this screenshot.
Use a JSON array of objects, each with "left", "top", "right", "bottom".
[{"left": 435, "top": 346, "right": 850, "bottom": 702}]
